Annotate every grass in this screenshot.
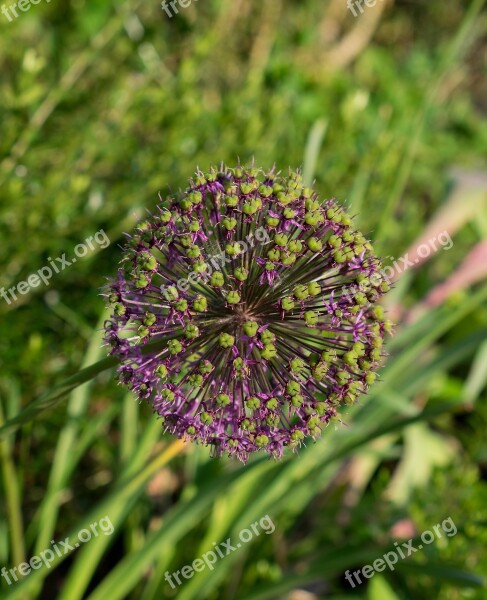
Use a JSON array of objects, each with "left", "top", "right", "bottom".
[{"left": 1, "top": 0, "right": 487, "bottom": 598}]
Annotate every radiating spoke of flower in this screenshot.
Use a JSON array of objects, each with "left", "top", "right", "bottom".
[{"left": 104, "top": 163, "right": 392, "bottom": 461}]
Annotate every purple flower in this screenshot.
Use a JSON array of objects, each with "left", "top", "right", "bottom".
[{"left": 104, "top": 164, "right": 392, "bottom": 462}]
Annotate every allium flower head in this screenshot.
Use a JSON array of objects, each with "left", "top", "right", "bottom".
[{"left": 104, "top": 163, "right": 391, "bottom": 461}]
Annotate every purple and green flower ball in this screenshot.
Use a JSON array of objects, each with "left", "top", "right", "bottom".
[{"left": 104, "top": 164, "right": 392, "bottom": 462}]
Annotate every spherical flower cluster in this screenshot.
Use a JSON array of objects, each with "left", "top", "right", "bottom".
[{"left": 104, "top": 164, "right": 391, "bottom": 461}]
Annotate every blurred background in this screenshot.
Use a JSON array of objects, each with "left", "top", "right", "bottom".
[{"left": 1, "top": 0, "right": 487, "bottom": 598}]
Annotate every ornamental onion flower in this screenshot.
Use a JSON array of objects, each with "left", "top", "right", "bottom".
[{"left": 104, "top": 164, "right": 391, "bottom": 462}]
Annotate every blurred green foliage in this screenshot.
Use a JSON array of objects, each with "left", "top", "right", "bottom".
[{"left": 1, "top": 0, "right": 487, "bottom": 598}]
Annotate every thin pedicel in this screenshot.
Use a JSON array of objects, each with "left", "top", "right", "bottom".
[{"left": 103, "top": 163, "right": 392, "bottom": 462}]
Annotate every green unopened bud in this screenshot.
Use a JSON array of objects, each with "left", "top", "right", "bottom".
[
  {"left": 242, "top": 201, "right": 259, "bottom": 215},
  {"left": 193, "top": 296, "right": 207, "bottom": 312},
  {"left": 210, "top": 272, "right": 225, "bottom": 287},
  {"left": 240, "top": 182, "right": 256, "bottom": 194},
  {"left": 281, "top": 297, "right": 295, "bottom": 311},
  {"left": 226, "top": 242, "right": 241, "bottom": 256},
  {"left": 290, "top": 357, "right": 305, "bottom": 374},
  {"left": 219, "top": 333, "right": 235, "bottom": 348},
  {"left": 193, "top": 259, "right": 207, "bottom": 273},
  {"left": 186, "top": 245, "right": 201, "bottom": 259},
  {"left": 276, "top": 192, "right": 292, "bottom": 205},
  {"left": 224, "top": 194, "right": 239, "bottom": 207},
  {"left": 328, "top": 234, "right": 341, "bottom": 248},
  {"left": 226, "top": 290, "right": 240, "bottom": 304},
  {"left": 245, "top": 396, "right": 260, "bottom": 410},
  {"left": 189, "top": 374, "right": 203, "bottom": 387},
  {"left": 281, "top": 253, "right": 297, "bottom": 266},
  {"left": 288, "top": 240, "right": 303, "bottom": 253},
  {"left": 168, "top": 339, "right": 182, "bottom": 354},
  {"left": 162, "top": 389, "right": 175, "bottom": 402},
  {"left": 164, "top": 286, "right": 178, "bottom": 301},
  {"left": 235, "top": 267, "right": 248, "bottom": 281},
  {"left": 304, "top": 212, "right": 323, "bottom": 227},
  {"left": 216, "top": 393, "right": 230, "bottom": 407},
  {"left": 308, "top": 281, "right": 321, "bottom": 296},
  {"left": 241, "top": 418, "right": 255, "bottom": 432},
  {"left": 286, "top": 381, "right": 301, "bottom": 396},
  {"left": 199, "top": 360, "right": 213, "bottom": 374},
  {"left": 188, "top": 191, "right": 203, "bottom": 204},
  {"left": 160, "top": 209, "right": 172, "bottom": 223},
  {"left": 243, "top": 321, "right": 258, "bottom": 337},
  {"left": 175, "top": 299, "right": 188, "bottom": 312},
  {"left": 333, "top": 250, "right": 346, "bottom": 263},
  {"left": 371, "top": 337, "right": 383, "bottom": 349},
  {"left": 291, "top": 394, "right": 304, "bottom": 408},
  {"left": 260, "top": 330, "right": 276, "bottom": 344},
  {"left": 274, "top": 233, "right": 288, "bottom": 247},
  {"left": 312, "top": 362, "right": 328, "bottom": 381},
  {"left": 265, "top": 415, "right": 278, "bottom": 428},
  {"left": 266, "top": 397, "right": 278, "bottom": 410},
  {"left": 138, "top": 252, "right": 157, "bottom": 270},
  {"left": 179, "top": 198, "right": 192, "bottom": 211},
  {"left": 315, "top": 402, "right": 327, "bottom": 415},
  {"left": 255, "top": 434, "right": 270, "bottom": 447},
  {"left": 259, "top": 185, "right": 273, "bottom": 197},
  {"left": 188, "top": 219, "right": 200, "bottom": 232},
  {"left": 179, "top": 235, "right": 193, "bottom": 248},
  {"left": 136, "top": 274, "right": 150, "bottom": 288},
  {"left": 267, "top": 248, "right": 281, "bottom": 261},
  {"left": 304, "top": 311, "right": 319, "bottom": 326},
  {"left": 260, "top": 344, "right": 277, "bottom": 360},
  {"left": 143, "top": 312, "right": 156, "bottom": 326},
  {"left": 200, "top": 411, "right": 213, "bottom": 425},
  {"left": 343, "top": 351, "right": 357, "bottom": 366},
  {"left": 222, "top": 217, "right": 237, "bottom": 231},
  {"left": 366, "top": 372, "right": 377, "bottom": 385},
  {"left": 321, "top": 349, "right": 335, "bottom": 362},
  {"left": 266, "top": 216, "right": 280, "bottom": 227},
  {"left": 290, "top": 429, "right": 305, "bottom": 445},
  {"left": 353, "top": 342, "right": 365, "bottom": 356},
  {"left": 307, "top": 416, "right": 321, "bottom": 435},
  {"left": 294, "top": 284, "right": 309, "bottom": 300},
  {"left": 155, "top": 364, "right": 168, "bottom": 379},
  {"left": 354, "top": 292, "right": 367, "bottom": 306},
  {"left": 305, "top": 198, "right": 320, "bottom": 211},
  {"left": 307, "top": 237, "right": 322, "bottom": 252},
  {"left": 184, "top": 324, "right": 199, "bottom": 339},
  {"left": 114, "top": 302, "right": 126, "bottom": 316},
  {"left": 368, "top": 348, "right": 381, "bottom": 362}
]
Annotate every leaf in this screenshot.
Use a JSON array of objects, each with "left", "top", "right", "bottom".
[
  {"left": 368, "top": 575, "right": 401, "bottom": 600},
  {"left": 0, "top": 337, "right": 169, "bottom": 438},
  {"left": 385, "top": 423, "right": 456, "bottom": 505}
]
